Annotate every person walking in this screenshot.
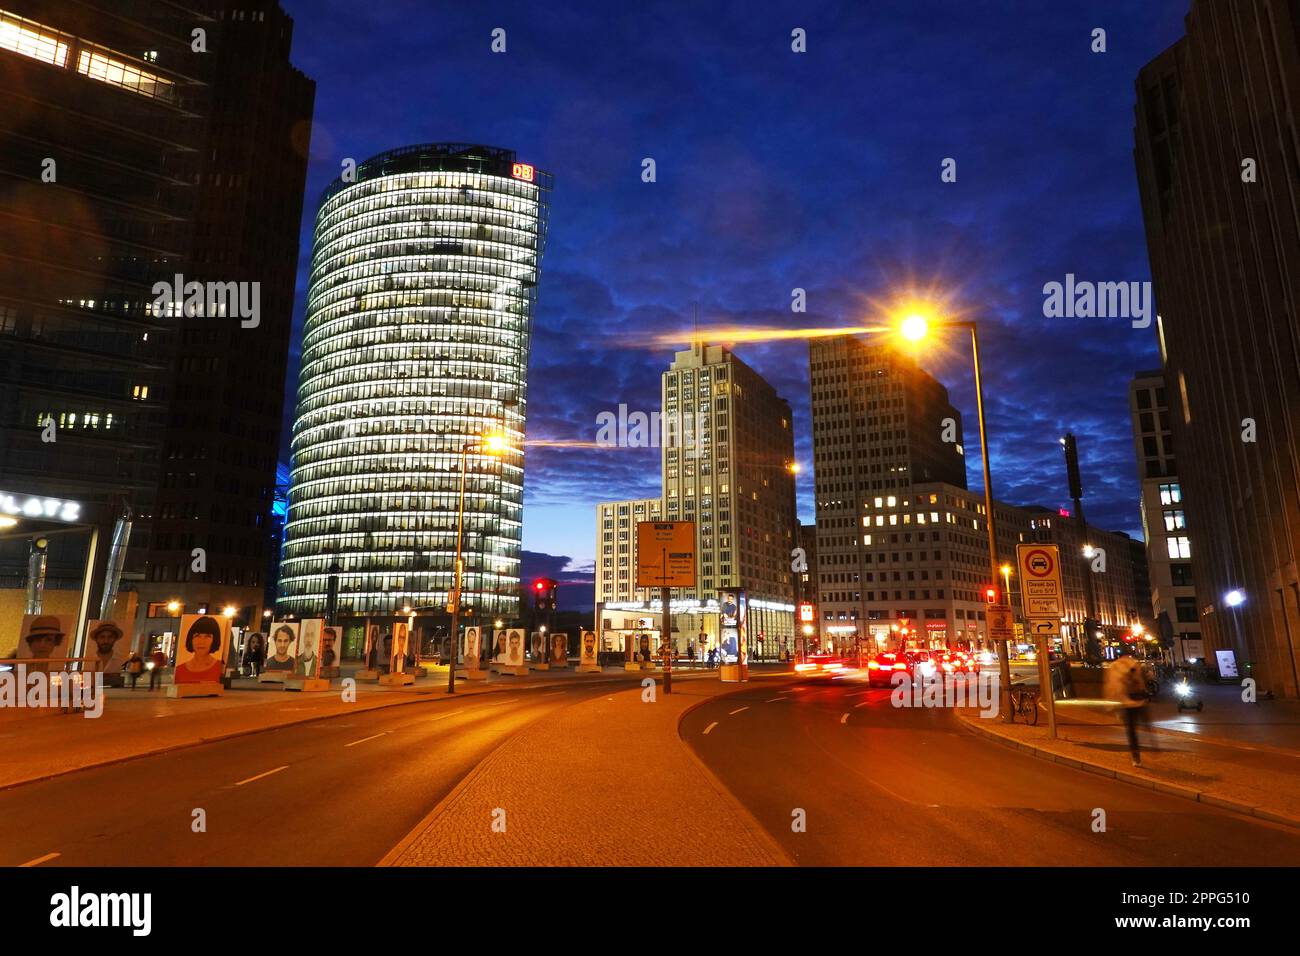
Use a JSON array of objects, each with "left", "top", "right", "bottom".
[
  {"left": 1105, "top": 652, "right": 1151, "bottom": 766},
  {"left": 123, "top": 652, "right": 145, "bottom": 690},
  {"left": 149, "top": 647, "right": 168, "bottom": 691}
]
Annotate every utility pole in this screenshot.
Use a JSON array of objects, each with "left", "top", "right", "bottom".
[{"left": 1061, "top": 433, "right": 1100, "bottom": 660}]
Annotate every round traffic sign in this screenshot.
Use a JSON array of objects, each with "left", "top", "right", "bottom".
[{"left": 1024, "top": 548, "right": 1055, "bottom": 577}]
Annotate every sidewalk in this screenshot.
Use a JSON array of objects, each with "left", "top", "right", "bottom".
[
  {"left": 383, "top": 674, "right": 794, "bottom": 866},
  {"left": 0, "top": 664, "right": 722, "bottom": 791},
  {"left": 956, "top": 685, "right": 1300, "bottom": 828}
]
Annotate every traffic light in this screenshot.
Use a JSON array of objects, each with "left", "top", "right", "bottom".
[
  {"left": 984, "top": 586, "right": 998, "bottom": 604},
  {"left": 532, "top": 577, "right": 558, "bottom": 611}
]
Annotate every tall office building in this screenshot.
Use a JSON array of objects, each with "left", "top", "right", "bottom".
[
  {"left": 0, "top": 1, "right": 313, "bottom": 651},
  {"left": 135, "top": 1, "right": 315, "bottom": 646},
  {"left": 279, "top": 144, "right": 551, "bottom": 647},
  {"left": 808, "top": 336, "right": 1147, "bottom": 652},
  {"left": 809, "top": 335, "right": 968, "bottom": 644},
  {"left": 1129, "top": 371, "right": 1202, "bottom": 660},
  {"left": 594, "top": 497, "right": 663, "bottom": 605},
  {"left": 658, "top": 343, "right": 797, "bottom": 653},
  {"left": 1134, "top": 0, "right": 1300, "bottom": 695}
]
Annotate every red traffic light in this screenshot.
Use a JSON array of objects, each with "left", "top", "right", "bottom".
[
  {"left": 535, "top": 580, "right": 546, "bottom": 591},
  {"left": 984, "top": 586, "right": 998, "bottom": 603}
]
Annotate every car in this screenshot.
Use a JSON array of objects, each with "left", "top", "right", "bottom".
[
  {"left": 795, "top": 652, "right": 845, "bottom": 674},
  {"left": 867, "top": 652, "right": 911, "bottom": 686}
]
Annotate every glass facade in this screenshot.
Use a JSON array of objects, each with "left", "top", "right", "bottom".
[{"left": 278, "top": 144, "right": 551, "bottom": 622}]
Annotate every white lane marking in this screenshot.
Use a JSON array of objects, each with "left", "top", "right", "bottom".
[
  {"left": 483, "top": 698, "right": 518, "bottom": 706},
  {"left": 840, "top": 713, "right": 849, "bottom": 724},
  {"left": 234, "top": 765, "right": 289, "bottom": 786},
  {"left": 539, "top": 691, "right": 564, "bottom": 697},
  {"left": 854, "top": 701, "right": 871, "bottom": 708},
  {"left": 765, "top": 697, "right": 786, "bottom": 703},
  {"left": 703, "top": 721, "right": 719, "bottom": 735},
  {"left": 728, "top": 706, "right": 749, "bottom": 715},
  {"left": 427, "top": 711, "right": 463, "bottom": 722},
  {"left": 19, "top": 852, "right": 60, "bottom": 867},
  {"left": 345, "top": 732, "right": 390, "bottom": 747}
]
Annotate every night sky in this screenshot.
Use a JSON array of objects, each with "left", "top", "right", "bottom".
[{"left": 278, "top": 0, "right": 1191, "bottom": 609}]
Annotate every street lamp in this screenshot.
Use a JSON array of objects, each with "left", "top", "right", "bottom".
[
  {"left": 448, "top": 431, "right": 509, "bottom": 694},
  {"left": 167, "top": 600, "right": 180, "bottom": 614},
  {"left": 222, "top": 605, "right": 236, "bottom": 619},
  {"left": 894, "top": 306, "right": 1013, "bottom": 720}
]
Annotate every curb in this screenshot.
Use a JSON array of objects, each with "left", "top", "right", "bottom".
[
  {"left": 0, "top": 671, "right": 665, "bottom": 794},
  {"left": 956, "top": 712, "right": 1300, "bottom": 831}
]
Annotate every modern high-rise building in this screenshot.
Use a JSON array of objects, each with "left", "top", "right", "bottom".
[
  {"left": 809, "top": 335, "right": 968, "bottom": 645},
  {"left": 0, "top": 1, "right": 313, "bottom": 653},
  {"left": 658, "top": 343, "right": 797, "bottom": 655},
  {"left": 134, "top": 1, "right": 315, "bottom": 648},
  {"left": 808, "top": 335, "right": 1148, "bottom": 654},
  {"left": 1133, "top": 0, "right": 1300, "bottom": 696},
  {"left": 594, "top": 497, "right": 663, "bottom": 605},
  {"left": 1129, "top": 371, "right": 1202, "bottom": 660},
  {"left": 279, "top": 144, "right": 551, "bottom": 654}
]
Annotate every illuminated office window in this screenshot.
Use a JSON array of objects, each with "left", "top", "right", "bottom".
[
  {"left": 0, "top": 10, "right": 70, "bottom": 67},
  {"left": 76, "top": 46, "right": 174, "bottom": 100}
]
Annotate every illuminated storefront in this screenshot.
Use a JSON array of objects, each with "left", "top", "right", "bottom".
[{"left": 278, "top": 144, "right": 552, "bottom": 624}]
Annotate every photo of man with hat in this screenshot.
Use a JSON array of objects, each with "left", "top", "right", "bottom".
[
  {"left": 86, "top": 620, "right": 128, "bottom": 674},
  {"left": 16, "top": 615, "right": 68, "bottom": 673}
]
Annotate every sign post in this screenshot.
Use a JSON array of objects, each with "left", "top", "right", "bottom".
[
  {"left": 637, "top": 521, "right": 696, "bottom": 695},
  {"left": 1016, "top": 544, "right": 1062, "bottom": 738}
]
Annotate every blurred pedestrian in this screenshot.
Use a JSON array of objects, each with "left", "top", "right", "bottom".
[
  {"left": 1105, "top": 652, "right": 1150, "bottom": 766},
  {"left": 687, "top": 641, "right": 696, "bottom": 668},
  {"left": 123, "top": 652, "right": 145, "bottom": 690},
  {"left": 149, "top": 647, "right": 168, "bottom": 691}
]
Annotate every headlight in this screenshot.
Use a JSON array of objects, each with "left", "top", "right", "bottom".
[{"left": 1175, "top": 682, "right": 1191, "bottom": 696}]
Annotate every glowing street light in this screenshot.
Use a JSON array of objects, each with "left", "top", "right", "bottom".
[
  {"left": 166, "top": 600, "right": 180, "bottom": 615},
  {"left": 1225, "top": 589, "right": 1245, "bottom": 608},
  {"left": 222, "top": 605, "right": 236, "bottom": 619},
  {"left": 899, "top": 313, "right": 930, "bottom": 342}
]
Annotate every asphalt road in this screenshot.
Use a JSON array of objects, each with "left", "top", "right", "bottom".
[
  {"left": 680, "top": 674, "right": 1300, "bottom": 865},
  {"left": 2, "top": 681, "right": 621, "bottom": 867}
]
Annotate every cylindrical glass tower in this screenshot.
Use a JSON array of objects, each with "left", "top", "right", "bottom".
[{"left": 278, "top": 144, "right": 551, "bottom": 626}]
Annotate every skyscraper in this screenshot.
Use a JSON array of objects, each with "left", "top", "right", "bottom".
[
  {"left": 279, "top": 144, "right": 551, "bottom": 645},
  {"left": 0, "top": 1, "right": 313, "bottom": 650},
  {"left": 809, "top": 335, "right": 968, "bottom": 644},
  {"left": 1129, "top": 371, "right": 1202, "bottom": 661},
  {"left": 1133, "top": 0, "right": 1300, "bottom": 696},
  {"left": 659, "top": 343, "right": 797, "bottom": 654}
]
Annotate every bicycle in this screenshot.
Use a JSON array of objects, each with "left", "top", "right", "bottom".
[{"left": 1008, "top": 682, "right": 1040, "bottom": 725}]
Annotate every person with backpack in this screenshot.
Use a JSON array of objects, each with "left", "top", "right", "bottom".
[
  {"left": 1105, "top": 651, "right": 1151, "bottom": 766},
  {"left": 123, "top": 652, "right": 145, "bottom": 690}
]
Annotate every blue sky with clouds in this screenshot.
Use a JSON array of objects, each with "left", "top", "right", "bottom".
[{"left": 278, "top": 0, "right": 1191, "bottom": 608}]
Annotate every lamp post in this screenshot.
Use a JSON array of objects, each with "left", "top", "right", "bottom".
[
  {"left": 900, "top": 313, "right": 1013, "bottom": 721},
  {"left": 447, "top": 431, "right": 507, "bottom": 694}
]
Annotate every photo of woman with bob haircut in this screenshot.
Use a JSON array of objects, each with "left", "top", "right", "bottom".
[{"left": 175, "top": 614, "right": 228, "bottom": 683}]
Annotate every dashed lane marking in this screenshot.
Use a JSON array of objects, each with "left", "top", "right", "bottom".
[
  {"left": 344, "top": 733, "right": 389, "bottom": 748},
  {"left": 234, "top": 765, "right": 289, "bottom": 786},
  {"left": 703, "top": 721, "right": 719, "bottom": 735}
]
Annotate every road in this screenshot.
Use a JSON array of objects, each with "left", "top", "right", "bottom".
[
  {"left": 680, "top": 674, "right": 1300, "bottom": 865},
  {"left": 2, "top": 680, "right": 619, "bottom": 867}
]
